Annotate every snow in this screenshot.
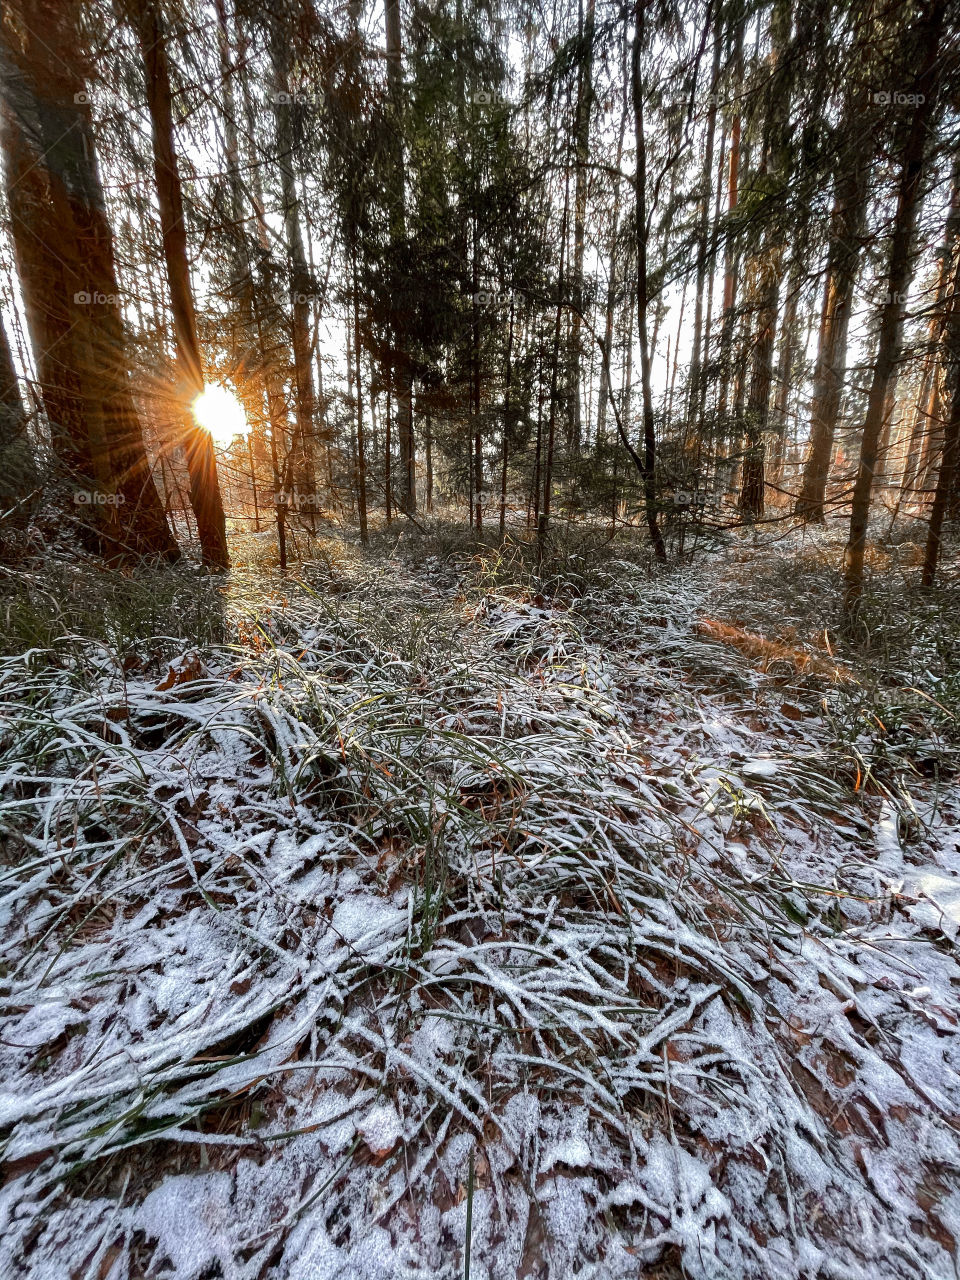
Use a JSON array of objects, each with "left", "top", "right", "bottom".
[
  {"left": 900, "top": 868, "right": 960, "bottom": 939},
  {"left": 358, "top": 1102, "right": 403, "bottom": 1154},
  {"left": 331, "top": 894, "right": 407, "bottom": 956},
  {"left": 1, "top": 535, "right": 959, "bottom": 1279}
]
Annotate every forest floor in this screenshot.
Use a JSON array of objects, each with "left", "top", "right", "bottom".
[{"left": 1, "top": 518, "right": 959, "bottom": 1280}]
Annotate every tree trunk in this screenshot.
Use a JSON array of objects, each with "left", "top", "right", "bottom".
[
  {"left": 769, "top": 270, "right": 800, "bottom": 482},
  {"left": 921, "top": 228, "right": 960, "bottom": 585},
  {"left": 569, "top": 0, "right": 595, "bottom": 455},
  {"left": 631, "top": 0, "right": 666, "bottom": 562},
  {"left": 901, "top": 153, "right": 960, "bottom": 509},
  {"left": 351, "top": 246, "right": 369, "bottom": 545},
  {"left": 595, "top": 41, "right": 631, "bottom": 446},
  {"left": 0, "top": 312, "right": 35, "bottom": 515},
  {"left": 499, "top": 296, "right": 515, "bottom": 536},
  {"left": 385, "top": 0, "right": 416, "bottom": 515},
  {"left": 471, "top": 217, "right": 483, "bottom": 528},
  {"left": 686, "top": 19, "right": 722, "bottom": 430},
  {"left": 425, "top": 407, "right": 433, "bottom": 512},
  {"left": 538, "top": 175, "right": 570, "bottom": 555},
  {"left": 843, "top": 0, "right": 946, "bottom": 622},
  {"left": 795, "top": 131, "right": 870, "bottom": 520},
  {"left": 739, "top": 250, "right": 781, "bottom": 521},
  {"left": 385, "top": 387, "right": 393, "bottom": 524},
  {"left": 270, "top": 31, "right": 318, "bottom": 504},
  {"left": 0, "top": 0, "right": 178, "bottom": 561},
  {"left": 136, "top": 0, "right": 228, "bottom": 568},
  {"left": 715, "top": 24, "right": 743, "bottom": 442}
]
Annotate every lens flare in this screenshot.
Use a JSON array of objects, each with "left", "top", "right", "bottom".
[{"left": 192, "top": 385, "right": 250, "bottom": 448}]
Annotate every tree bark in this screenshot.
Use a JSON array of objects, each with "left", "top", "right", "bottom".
[
  {"left": 0, "top": 0, "right": 177, "bottom": 561},
  {"left": 498, "top": 296, "right": 515, "bottom": 536},
  {"left": 922, "top": 228, "right": 960, "bottom": 585},
  {"left": 795, "top": 126, "right": 870, "bottom": 520},
  {"left": 136, "top": 0, "right": 228, "bottom": 568},
  {"left": 901, "top": 153, "right": 960, "bottom": 509},
  {"left": 538, "top": 174, "right": 569, "bottom": 555},
  {"left": 351, "top": 245, "right": 369, "bottom": 545},
  {"left": 0, "top": 312, "right": 35, "bottom": 516},
  {"left": 569, "top": 0, "right": 595, "bottom": 455},
  {"left": 686, "top": 19, "right": 722, "bottom": 430},
  {"left": 270, "top": 28, "right": 318, "bottom": 504},
  {"left": 385, "top": 0, "right": 416, "bottom": 515},
  {"left": 843, "top": 0, "right": 947, "bottom": 622},
  {"left": 631, "top": 0, "right": 666, "bottom": 562}
]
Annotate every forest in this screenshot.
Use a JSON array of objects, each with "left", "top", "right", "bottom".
[{"left": 0, "top": 0, "right": 959, "bottom": 1275}]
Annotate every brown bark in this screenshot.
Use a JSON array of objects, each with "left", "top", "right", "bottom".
[
  {"left": 136, "top": 0, "right": 228, "bottom": 568},
  {"left": 0, "top": 0, "right": 177, "bottom": 561},
  {"left": 538, "top": 173, "right": 570, "bottom": 555},
  {"left": 569, "top": 0, "right": 595, "bottom": 454},
  {"left": 739, "top": 250, "right": 781, "bottom": 520},
  {"left": 270, "top": 29, "right": 317, "bottom": 505},
  {"left": 385, "top": 0, "right": 415, "bottom": 515},
  {"left": 843, "top": 0, "right": 947, "bottom": 622},
  {"left": 715, "top": 26, "right": 743, "bottom": 439},
  {"left": 901, "top": 154, "right": 960, "bottom": 508},
  {"left": 631, "top": 0, "right": 666, "bottom": 562},
  {"left": 498, "top": 297, "right": 515, "bottom": 536},
  {"left": 738, "top": 0, "right": 790, "bottom": 523},
  {"left": 922, "top": 233, "right": 960, "bottom": 585},
  {"left": 795, "top": 130, "right": 870, "bottom": 520},
  {"left": 351, "top": 246, "right": 369, "bottom": 545},
  {"left": 686, "top": 19, "right": 722, "bottom": 430}
]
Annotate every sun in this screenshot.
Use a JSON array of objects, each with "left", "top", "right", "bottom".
[{"left": 192, "top": 384, "right": 250, "bottom": 448}]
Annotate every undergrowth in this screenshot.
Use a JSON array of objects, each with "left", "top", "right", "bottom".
[{"left": 0, "top": 525, "right": 958, "bottom": 1279}]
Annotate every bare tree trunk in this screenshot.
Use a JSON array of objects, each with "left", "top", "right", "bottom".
[
  {"left": 385, "top": 0, "right": 416, "bottom": 515},
  {"left": 425, "top": 407, "right": 433, "bottom": 512},
  {"left": 769, "top": 271, "right": 800, "bottom": 483},
  {"left": 595, "top": 33, "right": 629, "bottom": 446},
  {"left": 471, "top": 217, "right": 483, "bottom": 528},
  {"left": 569, "top": 0, "right": 595, "bottom": 455},
  {"left": 796, "top": 133, "right": 870, "bottom": 520},
  {"left": 499, "top": 296, "right": 515, "bottom": 536},
  {"left": 686, "top": 19, "right": 722, "bottom": 429},
  {"left": 738, "top": 0, "right": 792, "bottom": 523},
  {"left": 843, "top": 0, "right": 946, "bottom": 622},
  {"left": 715, "top": 25, "right": 743, "bottom": 441},
  {"left": 136, "top": 0, "right": 228, "bottom": 568},
  {"left": 0, "top": 312, "right": 35, "bottom": 515},
  {"left": 901, "top": 154, "right": 960, "bottom": 508},
  {"left": 270, "top": 29, "right": 317, "bottom": 503},
  {"left": 351, "top": 245, "right": 369, "bottom": 545},
  {"left": 385, "top": 386, "right": 393, "bottom": 524},
  {"left": 0, "top": 0, "right": 177, "bottom": 561},
  {"left": 538, "top": 174, "right": 570, "bottom": 555},
  {"left": 739, "top": 250, "right": 781, "bottom": 521},
  {"left": 922, "top": 230, "right": 960, "bottom": 585},
  {"left": 631, "top": 0, "right": 666, "bottom": 562}
]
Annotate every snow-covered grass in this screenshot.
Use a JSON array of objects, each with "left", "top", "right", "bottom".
[{"left": 1, "top": 527, "right": 959, "bottom": 1279}]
